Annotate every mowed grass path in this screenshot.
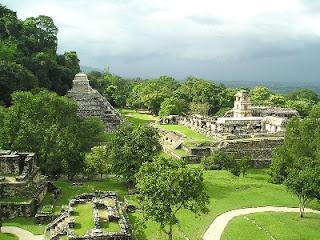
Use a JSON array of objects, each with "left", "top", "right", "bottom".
[
  {"left": 0, "top": 233, "right": 18, "bottom": 240},
  {"left": 157, "top": 124, "right": 211, "bottom": 141},
  {"left": 130, "top": 168, "right": 320, "bottom": 240},
  {"left": 222, "top": 212, "right": 320, "bottom": 240},
  {"left": 120, "top": 109, "right": 158, "bottom": 126}
]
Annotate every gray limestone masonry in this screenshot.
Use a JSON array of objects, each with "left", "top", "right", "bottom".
[
  {"left": 66, "top": 73, "right": 121, "bottom": 132},
  {"left": 158, "top": 90, "right": 299, "bottom": 166},
  {"left": 0, "top": 151, "right": 48, "bottom": 220}
]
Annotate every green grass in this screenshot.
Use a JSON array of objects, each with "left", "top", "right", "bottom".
[
  {"left": 222, "top": 212, "right": 320, "bottom": 240},
  {"left": 101, "top": 221, "right": 121, "bottom": 232},
  {"left": 0, "top": 233, "right": 18, "bottom": 240},
  {"left": 129, "top": 168, "right": 320, "bottom": 240},
  {"left": 174, "top": 148, "right": 189, "bottom": 157},
  {"left": 120, "top": 109, "right": 158, "bottom": 126},
  {"left": 73, "top": 203, "right": 95, "bottom": 236},
  {"left": 157, "top": 124, "right": 211, "bottom": 141},
  {"left": 4, "top": 177, "right": 127, "bottom": 235},
  {"left": 3, "top": 217, "right": 46, "bottom": 235},
  {"left": 0, "top": 197, "right": 32, "bottom": 203},
  {"left": 44, "top": 177, "right": 127, "bottom": 214}
]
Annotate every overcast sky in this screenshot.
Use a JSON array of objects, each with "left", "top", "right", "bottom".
[{"left": 2, "top": 0, "right": 320, "bottom": 84}]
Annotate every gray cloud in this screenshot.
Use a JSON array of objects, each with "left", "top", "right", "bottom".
[
  {"left": 185, "top": 16, "right": 223, "bottom": 25},
  {"left": 2, "top": 0, "right": 320, "bottom": 85}
]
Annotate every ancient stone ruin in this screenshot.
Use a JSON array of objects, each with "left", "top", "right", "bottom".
[
  {"left": 0, "top": 150, "right": 48, "bottom": 220},
  {"left": 45, "top": 191, "right": 131, "bottom": 240},
  {"left": 159, "top": 90, "right": 299, "bottom": 166},
  {"left": 67, "top": 73, "right": 121, "bottom": 132}
]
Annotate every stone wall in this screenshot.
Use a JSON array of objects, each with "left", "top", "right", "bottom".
[
  {"left": 0, "top": 200, "right": 38, "bottom": 220},
  {"left": 218, "top": 137, "right": 283, "bottom": 167}
]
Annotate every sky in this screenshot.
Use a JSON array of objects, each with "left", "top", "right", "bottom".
[{"left": 2, "top": 0, "right": 320, "bottom": 84}]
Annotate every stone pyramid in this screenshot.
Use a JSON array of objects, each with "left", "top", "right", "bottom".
[{"left": 66, "top": 73, "right": 121, "bottom": 131}]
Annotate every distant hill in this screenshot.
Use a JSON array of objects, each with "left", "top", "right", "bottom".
[
  {"left": 80, "top": 65, "right": 102, "bottom": 73},
  {"left": 219, "top": 80, "right": 320, "bottom": 95}
]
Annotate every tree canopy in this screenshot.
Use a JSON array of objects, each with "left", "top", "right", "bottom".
[
  {"left": 270, "top": 115, "right": 320, "bottom": 217},
  {"left": 0, "top": 4, "right": 80, "bottom": 105},
  {"left": 136, "top": 157, "right": 209, "bottom": 240},
  {"left": 110, "top": 124, "right": 162, "bottom": 184},
  {"left": 0, "top": 90, "right": 106, "bottom": 178}
]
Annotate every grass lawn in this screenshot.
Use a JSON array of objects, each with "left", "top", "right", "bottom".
[
  {"left": 174, "top": 148, "right": 189, "bottom": 157},
  {"left": 120, "top": 109, "right": 158, "bottom": 126},
  {"left": 157, "top": 124, "right": 211, "bottom": 141},
  {"left": 0, "top": 233, "right": 18, "bottom": 240},
  {"left": 73, "top": 203, "right": 95, "bottom": 236},
  {"left": 2, "top": 217, "right": 46, "bottom": 235},
  {"left": 222, "top": 212, "right": 320, "bottom": 240},
  {"left": 129, "top": 168, "right": 320, "bottom": 240},
  {"left": 43, "top": 177, "right": 127, "bottom": 214},
  {"left": 101, "top": 221, "right": 121, "bottom": 232}
]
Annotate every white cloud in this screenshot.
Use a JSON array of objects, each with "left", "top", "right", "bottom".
[{"left": 2, "top": 0, "right": 320, "bottom": 80}]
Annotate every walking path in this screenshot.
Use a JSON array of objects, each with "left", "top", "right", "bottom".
[
  {"left": 202, "top": 206, "right": 320, "bottom": 240},
  {"left": 1, "top": 226, "right": 44, "bottom": 240}
]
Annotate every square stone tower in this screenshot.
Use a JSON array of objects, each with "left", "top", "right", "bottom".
[{"left": 233, "top": 90, "right": 252, "bottom": 118}]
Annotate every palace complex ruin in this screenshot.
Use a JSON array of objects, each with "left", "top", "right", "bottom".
[
  {"left": 0, "top": 150, "right": 48, "bottom": 220},
  {"left": 67, "top": 73, "right": 121, "bottom": 132},
  {"left": 45, "top": 192, "right": 131, "bottom": 240},
  {"left": 159, "top": 90, "right": 299, "bottom": 166}
]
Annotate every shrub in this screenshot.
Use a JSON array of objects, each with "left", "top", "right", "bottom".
[{"left": 201, "top": 150, "right": 240, "bottom": 176}]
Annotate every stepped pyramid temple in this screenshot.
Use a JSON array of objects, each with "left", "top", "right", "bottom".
[{"left": 67, "top": 73, "right": 121, "bottom": 131}]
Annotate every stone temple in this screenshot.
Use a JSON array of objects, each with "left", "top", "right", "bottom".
[
  {"left": 67, "top": 73, "right": 121, "bottom": 132},
  {"left": 159, "top": 90, "right": 299, "bottom": 166},
  {"left": 0, "top": 150, "right": 48, "bottom": 220}
]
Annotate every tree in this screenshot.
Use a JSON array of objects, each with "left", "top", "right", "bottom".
[
  {"left": 176, "top": 77, "right": 228, "bottom": 115},
  {"left": 159, "top": 97, "right": 188, "bottom": 116},
  {"left": 309, "top": 103, "right": 320, "bottom": 119},
  {"left": 250, "top": 86, "right": 271, "bottom": 105},
  {"left": 270, "top": 117, "right": 320, "bottom": 183},
  {"left": 270, "top": 116, "right": 320, "bottom": 217},
  {"left": 286, "top": 100, "right": 313, "bottom": 117},
  {"left": 136, "top": 157, "right": 209, "bottom": 240},
  {"left": 127, "top": 76, "right": 179, "bottom": 114},
  {"left": 201, "top": 150, "right": 240, "bottom": 176},
  {"left": 0, "top": 61, "right": 38, "bottom": 105},
  {"left": 84, "top": 146, "right": 111, "bottom": 179},
  {"left": 0, "top": 4, "right": 79, "bottom": 103},
  {"left": 285, "top": 166, "right": 320, "bottom": 217},
  {"left": 239, "top": 156, "right": 252, "bottom": 177},
  {"left": 287, "top": 89, "right": 318, "bottom": 103},
  {"left": 110, "top": 124, "right": 162, "bottom": 184},
  {"left": 0, "top": 90, "right": 105, "bottom": 178}
]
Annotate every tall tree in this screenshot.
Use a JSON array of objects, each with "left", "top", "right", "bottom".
[
  {"left": 136, "top": 157, "right": 209, "bottom": 240},
  {"left": 270, "top": 116, "right": 320, "bottom": 216},
  {"left": 110, "top": 124, "right": 161, "bottom": 184},
  {"left": 0, "top": 90, "right": 105, "bottom": 178}
]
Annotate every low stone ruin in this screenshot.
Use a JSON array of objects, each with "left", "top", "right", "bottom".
[
  {"left": 158, "top": 90, "right": 299, "bottom": 166},
  {"left": 45, "top": 191, "right": 131, "bottom": 240},
  {"left": 67, "top": 73, "right": 121, "bottom": 132},
  {"left": 0, "top": 150, "right": 48, "bottom": 220}
]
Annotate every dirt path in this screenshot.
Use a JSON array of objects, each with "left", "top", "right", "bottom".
[
  {"left": 202, "top": 206, "right": 320, "bottom": 240},
  {"left": 1, "top": 226, "right": 44, "bottom": 240}
]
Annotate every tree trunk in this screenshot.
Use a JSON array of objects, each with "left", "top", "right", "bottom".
[
  {"left": 299, "top": 202, "right": 305, "bottom": 218},
  {"left": 167, "top": 224, "right": 173, "bottom": 240}
]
